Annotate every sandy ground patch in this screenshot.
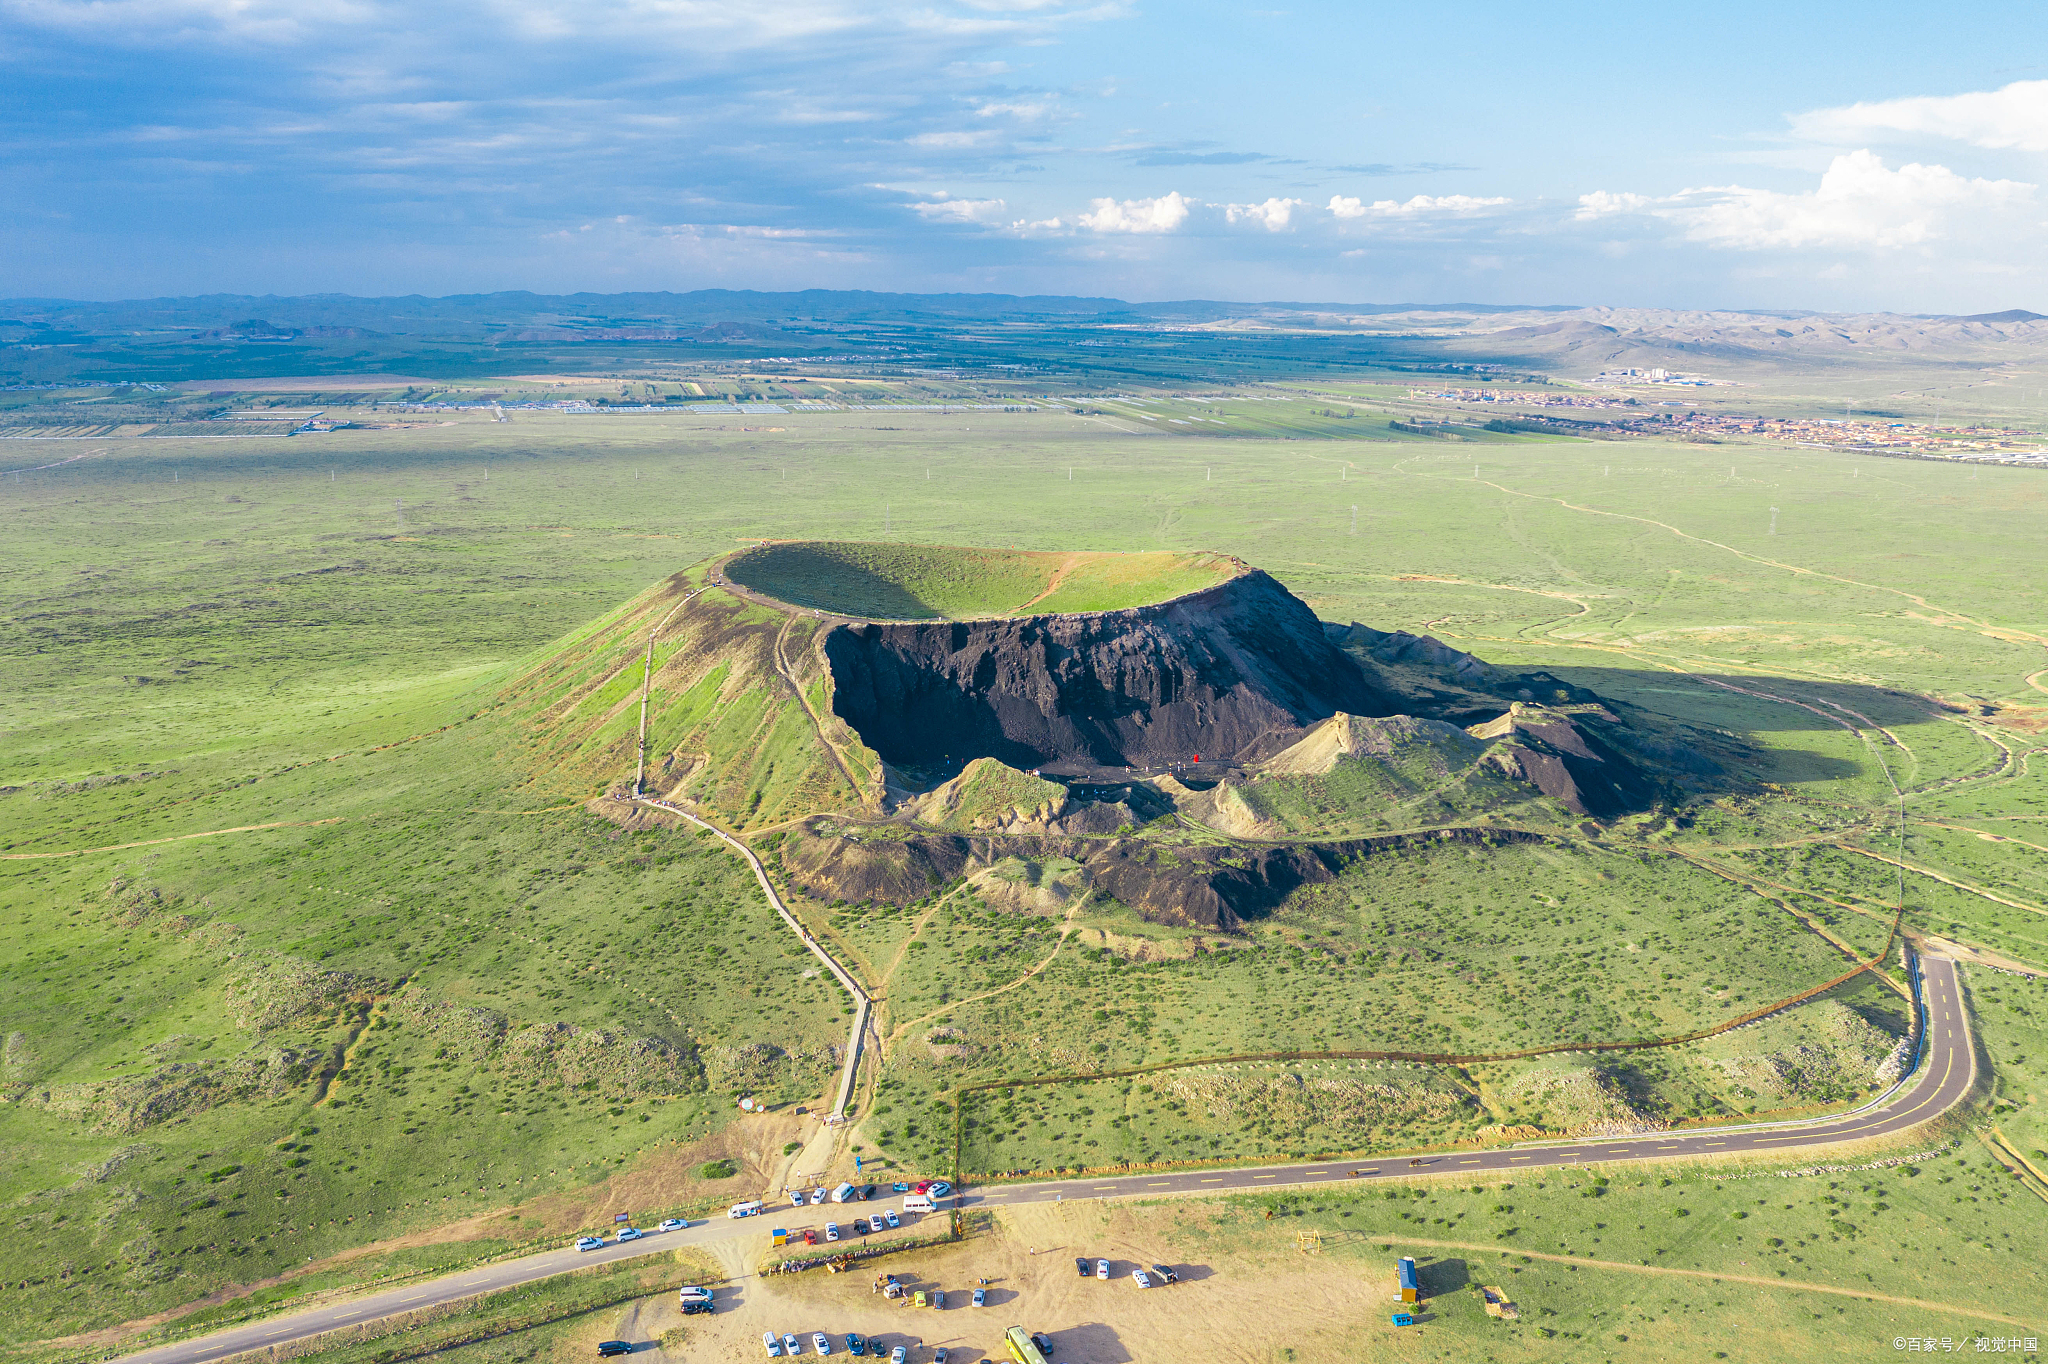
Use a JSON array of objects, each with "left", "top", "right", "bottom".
[{"left": 585, "top": 1201, "right": 1374, "bottom": 1364}]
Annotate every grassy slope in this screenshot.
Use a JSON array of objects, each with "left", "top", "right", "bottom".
[
  {"left": 500, "top": 567, "right": 875, "bottom": 829},
  {"left": 3, "top": 408, "right": 2045, "bottom": 1354}
]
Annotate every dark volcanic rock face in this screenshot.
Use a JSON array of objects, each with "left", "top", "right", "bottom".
[
  {"left": 823, "top": 570, "right": 1399, "bottom": 775},
  {"left": 777, "top": 819, "right": 1548, "bottom": 931}
]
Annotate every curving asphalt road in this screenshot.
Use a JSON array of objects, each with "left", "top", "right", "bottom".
[
  {"left": 109, "top": 957, "right": 1972, "bottom": 1364},
  {"left": 964, "top": 956, "right": 1973, "bottom": 1210}
]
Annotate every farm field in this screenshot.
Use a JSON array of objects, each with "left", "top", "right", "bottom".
[{"left": 3, "top": 400, "right": 2046, "bottom": 1359}]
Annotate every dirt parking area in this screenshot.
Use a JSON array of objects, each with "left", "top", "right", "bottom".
[{"left": 597, "top": 1201, "right": 1377, "bottom": 1364}]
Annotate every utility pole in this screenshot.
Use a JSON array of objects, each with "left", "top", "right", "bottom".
[
  {"left": 1768, "top": 506, "right": 1778, "bottom": 536},
  {"left": 1350, "top": 505, "right": 1358, "bottom": 535}
]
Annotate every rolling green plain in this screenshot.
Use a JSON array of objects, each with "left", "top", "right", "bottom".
[{"left": 3, "top": 389, "right": 2046, "bottom": 1360}]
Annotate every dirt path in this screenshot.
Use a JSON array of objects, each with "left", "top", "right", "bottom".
[
  {"left": 1411, "top": 463, "right": 2048, "bottom": 653},
  {"left": 885, "top": 890, "right": 1094, "bottom": 1045},
  {"left": 1834, "top": 843, "right": 2048, "bottom": 919},
  {"left": 0, "top": 817, "right": 346, "bottom": 859},
  {"left": 1011, "top": 552, "right": 1082, "bottom": 614},
  {"left": 1363, "top": 1232, "right": 2040, "bottom": 1328}
]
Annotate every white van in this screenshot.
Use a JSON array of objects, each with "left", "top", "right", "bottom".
[
  {"left": 832, "top": 1182, "right": 857, "bottom": 1204},
  {"left": 727, "top": 1200, "right": 765, "bottom": 1219},
  {"left": 901, "top": 1193, "right": 934, "bottom": 1214}
]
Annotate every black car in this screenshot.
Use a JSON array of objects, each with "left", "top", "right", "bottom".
[
  {"left": 597, "top": 1343, "right": 632, "bottom": 1358},
  {"left": 1032, "top": 1333, "right": 1056, "bottom": 1358},
  {"left": 1075, "top": 1257, "right": 1091, "bottom": 1277},
  {"left": 680, "top": 1300, "right": 712, "bottom": 1316},
  {"left": 1150, "top": 1263, "right": 1180, "bottom": 1284},
  {"left": 861, "top": 1184, "right": 876, "bottom": 1199},
  {"left": 846, "top": 1332, "right": 868, "bottom": 1356},
  {"left": 852, "top": 1218, "right": 869, "bottom": 1235}
]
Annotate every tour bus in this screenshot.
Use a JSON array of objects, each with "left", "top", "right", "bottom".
[{"left": 1003, "top": 1326, "right": 1050, "bottom": 1364}]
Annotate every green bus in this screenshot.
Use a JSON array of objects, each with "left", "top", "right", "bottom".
[{"left": 1003, "top": 1326, "right": 1050, "bottom": 1364}]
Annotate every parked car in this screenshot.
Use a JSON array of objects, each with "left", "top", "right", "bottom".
[
  {"left": 763, "top": 1332, "right": 782, "bottom": 1358},
  {"left": 845, "top": 1333, "right": 867, "bottom": 1357},
  {"left": 1095, "top": 1258, "right": 1110, "bottom": 1281},
  {"left": 972, "top": 1286, "right": 986, "bottom": 1307},
  {"left": 790, "top": 1191, "right": 807, "bottom": 1207},
  {"left": 1150, "top": 1263, "right": 1180, "bottom": 1285},
  {"left": 926, "top": 1181, "right": 951, "bottom": 1197},
  {"left": 912, "top": 1180, "right": 931, "bottom": 1194},
  {"left": 1030, "top": 1333, "right": 1055, "bottom": 1359},
  {"left": 575, "top": 1236, "right": 604, "bottom": 1252},
  {"left": 889, "top": 1349, "right": 906, "bottom": 1364},
  {"left": 657, "top": 1218, "right": 686, "bottom": 1232},
  {"left": 597, "top": 1342, "right": 632, "bottom": 1358},
  {"left": 932, "top": 1289, "right": 945, "bottom": 1309},
  {"left": 1132, "top": 1269, "right": 1153, "bottom": 1289},
  {"left": 861, "top": 1184, "right": 877, "bottom": 1199},
  {"left": 852, "top": 1218, "right": 869, "bottom": 1235},
  {"left": 810, "top": 1188, "right": 827, "bottom": 1206},
  {"left": 615, "top": 1227, "right": 644, "bottom": 1242},
  {"left": 825, "top": 1222, "right": 840, "bottom": 1241},
  {"left": 891, "top": 1182, "right": 910, "bottom": 1193},
  {"left": 1075, "top": 1257, "right": 1091, "bottom": 1277},
  {"left": 782, "top": 1334, "right": 802, "bottom": 1356},
  {"left": 812, "top": 1332, "right": 832, "bottom": 1356},
  {"left": 802, "top": 1228, "right": 817, "bottom": 1246},
  {"left": 882, "top": 1209, "right": 901, "bottom": 1230},
  {"left": 933, "top": 1351, "right": 950, "bottom": 1364}
]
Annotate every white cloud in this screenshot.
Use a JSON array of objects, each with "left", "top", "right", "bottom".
[
  {"left": 1224, "top": 196, "right": 1305, "bottom": 230},
  {"left": 1327, "top": 192, "right": 1509, "bottom": 218},
  {"left": 1574, "top": 190, "right": 1652, "bottom": 219},
  {"left": 1077, "top": 190, "right": 1189, "bottom": 233},
  {"left": 1589, "top": 150, "right": 2035, "bottom": 251},
  {"left": 908, "top": 195, "right": 1008, "bottom": 222},
  {"left": 907, "top": 128, "right": 1000, "bottom": 148},
  {"left": 1792, "top": 79, "right": 2048, "bottom": 153}
]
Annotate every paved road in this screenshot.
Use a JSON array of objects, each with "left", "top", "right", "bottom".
[
  {"left": 964, "top": 957, "right": 1974, "bottom": 1209},
  {"left": 112, "top": 958, "right": 1972, "bottom": 1364}
]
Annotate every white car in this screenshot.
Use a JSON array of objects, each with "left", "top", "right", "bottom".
[
  {"left": 657, "top": 1218, "right": 686, "bottom": 1232},
  {"left": 1132, "top": 1269, "right": 1153, "bottom": 1289},
  {"left": 810, "top": 1188, "right": 827, "bottom": 1206},
  {"left": 575, "top": 1236, "right": 603, "bottom": 1252},
  {"left": 1095, "top": 1258, "right": 1110, "bottom": 1280},
  {"left": 615, "top": 1227, "right": 644, "bottom": 1242},
  {"left": 825, "top": 1222, "right": 840, "bottom": 1241},
  {"left": 889, "top": 1349, "right": 907, "bottom": 1364},
  {"left": 790, "top": 1191, "right": 806, "bottom": 1207},
  {"left": 783, "top": 1334, "right": 802, "bottom": 1357},
  {"left": 763, "top": 1332, "right": 782, "bottom": 1358},
  {"left": 882, "top": 1209, "right": 901, "bottom": 1230},
  {"left": 812, "top": 1332, "right": 832, "bottom": 1356}
]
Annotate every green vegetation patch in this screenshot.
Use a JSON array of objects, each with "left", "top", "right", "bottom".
[{"left": 723, "top": 541, "right": 1236, "bottom": 620}]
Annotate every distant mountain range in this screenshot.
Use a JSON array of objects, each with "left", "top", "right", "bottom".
[{"left": 3, "top": 289, "right": 2042, "bottom": 383}]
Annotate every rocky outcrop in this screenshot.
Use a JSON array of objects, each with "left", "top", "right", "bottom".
[
  {"left": 1471, "top": 704, "right": 1663, "bottom": 818},
  {"left": 777, "top": 819, "right": 1547, "bottom": 931},
  {"left": 824, "top": 570, "right": 1401, "bottom": 775}
]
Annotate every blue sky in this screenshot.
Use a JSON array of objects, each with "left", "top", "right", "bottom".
[{"left": 4, "top": 0, "right": 2045, "bottom": 310}]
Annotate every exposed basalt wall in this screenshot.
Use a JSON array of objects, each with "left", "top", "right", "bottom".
[
  {"left": 822, "top": 570, "right": 1400, "bottom": 773},
  {"left": 777, "top": 820, "right": 1548, "bottom": 931}
]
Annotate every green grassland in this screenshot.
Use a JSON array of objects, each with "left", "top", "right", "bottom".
[
  {"left": 1091, "top": 1135, "right": 2047, "bottom": 1360},
  {"left": 722, "top": 540, "right": 1237, "bottom": 619},
  {"left": 3, "top": 401, "right": 2047, "bottom": 1354},
  {"left": 838, "top": 836, "right": 1912, "bottom": 1177}
]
